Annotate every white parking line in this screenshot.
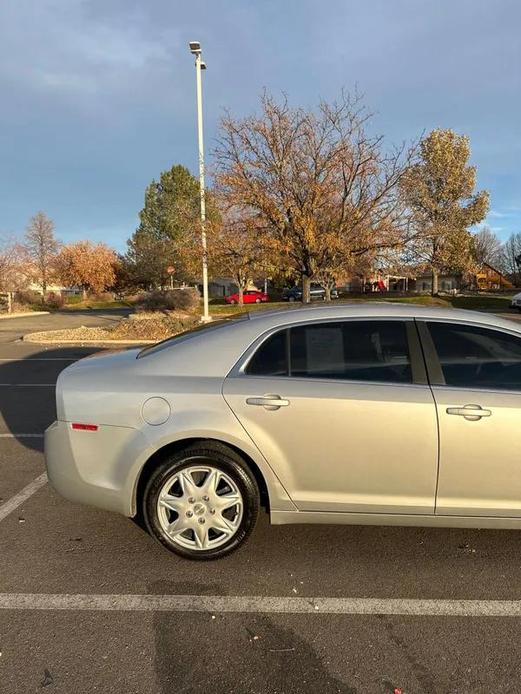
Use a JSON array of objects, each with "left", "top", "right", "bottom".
[
  {"left": 0, "top": 593, "right": 521, "bottom": 616},
  {"left": 0, "top": 383, "right": 56, "bottom": 387},
  {"left": 0, "top": 358, "right": 76, "bottom": 361},
  {"left": 0, "top": 473, "right": 48, "bottom": 523}
]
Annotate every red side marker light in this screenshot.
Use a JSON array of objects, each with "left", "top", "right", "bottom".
[{"left": 71, "top": 423, "right": 98, "bottom": 432}]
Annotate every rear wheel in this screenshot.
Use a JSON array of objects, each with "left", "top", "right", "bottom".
[
  {"left": 255, "top": 298, "right": 261, "bottom": 303},
  {"left": 143, "top": 442, "right": 259, "bottom": 560}
]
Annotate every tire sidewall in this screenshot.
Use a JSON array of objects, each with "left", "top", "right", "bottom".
[{"left": 143, "top": 444, "right": 259, "bottom": 560}]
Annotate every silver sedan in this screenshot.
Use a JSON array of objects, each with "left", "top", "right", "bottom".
[{"left": 45, "top": 304, "right": 521, "bottom": 559}]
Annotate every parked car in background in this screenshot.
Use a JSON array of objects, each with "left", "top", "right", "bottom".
[
  {"left": 282, "top": 283, "right": 338, "bottom": 301},
  {"left": 511, "top": 292, "right": 521, "bottom": 311},
  {"left": 225, "top": 289, "right": 269, "bottom": 305}
]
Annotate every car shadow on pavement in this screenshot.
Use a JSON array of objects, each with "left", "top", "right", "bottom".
[
  {"left": 0, "top": 345, "right": 108, "bottom": 453},
  {"left": 149, "top": 579, "right": 357, "bottom": 694}
]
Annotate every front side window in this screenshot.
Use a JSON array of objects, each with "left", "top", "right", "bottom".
[
  {"left": 290, "top": 320, "right": 411, "bottom": 383},
  {"left": 245, "top": 320, "right": 412, "bottom": 383},
  {"left": 427, "top": 321, "right": 521, "bottom": 390}
]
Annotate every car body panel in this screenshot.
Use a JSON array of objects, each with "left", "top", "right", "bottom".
[
  {"left": 432, "top": 385, "right": 521, "bottom": 516},
  {"left": 223, "top": 376, "right": 438, "bottom": 513}
]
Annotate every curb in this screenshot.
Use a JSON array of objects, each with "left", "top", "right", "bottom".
[
  {"left": 22, "top": 336, "right": 156, "bottom": 345},
  {"left": 0, "top": 311, "right": 50, "bottom": 320}
]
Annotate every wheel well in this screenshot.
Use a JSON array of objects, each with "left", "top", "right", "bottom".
[{"left": 134, "top": 437, "right": 270, "bottom": 515}]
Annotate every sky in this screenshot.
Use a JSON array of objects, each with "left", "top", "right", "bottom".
[{"left": 1, "top": 0, "right": 520, "bottom": 252}]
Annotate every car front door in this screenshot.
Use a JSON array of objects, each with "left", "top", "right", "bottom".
[
  {"left": 223, "top": 318, "right": 439, "bottom": 514},
  {"left": 418, "top": 320, "right": 521, "bottom": 517}
]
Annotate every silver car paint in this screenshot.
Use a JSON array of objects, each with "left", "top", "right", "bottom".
[{"left": 45, "top": 304, "right": 521, "bottom": 529}]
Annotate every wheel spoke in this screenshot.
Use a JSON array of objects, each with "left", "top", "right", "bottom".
[
  {"left": 214, "top": 492, "right": 242, "bottom": 512},
  {"left": 166, "top": 518, "right": 189, "bottom": 538},
  {"left": 159, "top": 494, "right": 184, "bottom": 514},
  {"left": 179, "top": 470, "right": 198, "bottom": 498},
  {"left": 209, "top": 512, "right": 236, "bottom": 537},
  {"left": 202, "top": 469, "right": 219, "bottom": 496},
  {"left": 193, "top": 522, "right": 208, "bottom": 549}
]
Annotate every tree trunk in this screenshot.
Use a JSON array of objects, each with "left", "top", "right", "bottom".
[
  {"left": 302, "top": 274, "right": 311, "bottom": 303},
  {"left": 431, "top": 268, "right": 439, "bottom": 296},
  {"left": 41, "top": 280, "right": 47, "bottom": 303},
  {"left": 238, "top": 286, "right": 244, "bottom": 305},
  {"left": 82, "top": 286, "right": 87, "bottom": 301},
  {"left": 324, "top": 285, "right": 332, "bottom": 302}
]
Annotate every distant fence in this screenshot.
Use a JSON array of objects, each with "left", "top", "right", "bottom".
[{"left": 0, "top": 292, "right": 13, "bottom": 314}]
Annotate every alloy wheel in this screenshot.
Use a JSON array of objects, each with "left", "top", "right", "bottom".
[{"left": 156, "top": 464, "right": 244, "bottom": 551}]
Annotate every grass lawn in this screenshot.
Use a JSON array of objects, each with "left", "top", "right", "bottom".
[{"left": 209, "top": 293, "right": 517, "bottom": 317}]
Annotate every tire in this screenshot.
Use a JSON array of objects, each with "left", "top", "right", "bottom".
[
  {"left": 143, "top": 442, "right": 260, "bottom": 560},
  {"left": 255, "top": 298, "right": 261, "bottom": 303},
  {"left": 289, "top": 296, "right": 295, "bottom": 302},
  {"left": 230, "top": 299, "right": 236, "bottom": 304}
]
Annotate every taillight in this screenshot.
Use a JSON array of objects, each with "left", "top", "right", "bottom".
[{"left": 71, "top": 423, "right": 98, "bottom": 432}]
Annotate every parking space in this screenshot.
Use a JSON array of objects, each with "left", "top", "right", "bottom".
[{"left": 2, "top": 313, "right": 521, "bottom": 693}]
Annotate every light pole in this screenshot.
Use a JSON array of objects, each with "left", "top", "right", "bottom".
[{"left": 189, "top": 41, "right": 211, "bottom": 322}]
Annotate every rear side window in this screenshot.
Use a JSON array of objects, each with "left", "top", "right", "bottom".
[
  {"left": 290, "top": 320, "right": 411, "bottom": 383},
  {"left": 427, "top": 322, "right": 521, "bottom": 390},
  {"left": 246, "top": 330, "right": 288, "bottom": 376},
  {"left": 246, "top": 320, "right": 412, "bottom": 383}
]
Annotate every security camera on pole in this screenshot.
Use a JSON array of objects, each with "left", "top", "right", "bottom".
[{"left": 189, "top": 41, "right": 211, "bottom": 322}]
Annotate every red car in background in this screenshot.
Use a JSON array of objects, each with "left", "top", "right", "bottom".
[{"left": 225, "top": 289, "right": 269, "bottom": 304}]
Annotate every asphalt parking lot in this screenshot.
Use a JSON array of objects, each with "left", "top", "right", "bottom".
[{"left": 3, "top": 311, "right": 521, "bottom": 693}]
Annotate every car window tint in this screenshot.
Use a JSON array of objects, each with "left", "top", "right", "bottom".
[
  {"left": 246, "top": 330, "right": 288, "bottom": 376},
  {"left": 289, "top": 321, "right": 412, "bottom": 383},
  {"left": 427, "top": 322, "right": 521, "bottom": 390}
]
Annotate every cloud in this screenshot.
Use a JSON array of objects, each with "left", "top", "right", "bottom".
[{"left": 1, "top": 0, "right": 521, "bottom": 248}]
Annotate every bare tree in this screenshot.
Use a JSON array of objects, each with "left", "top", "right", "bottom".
[
  {"left": 500, "top": 232, "right": 521, "bottom": 285},
  {"left": 25, "top": 212, "right": 60, "bottom": 300},
  {"left": 472, "top": 226, "right": 503, "bottom": 267},
  {"left": 215, "top": 91, "right": 415, "bottom": 303}
]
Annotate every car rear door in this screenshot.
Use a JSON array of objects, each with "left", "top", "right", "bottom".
[
  {"left": 417, "top": 319, "right": 521, "bottom": 517},
  {"left": 223, "top": 318, "right": 439, "bottom": 514}
]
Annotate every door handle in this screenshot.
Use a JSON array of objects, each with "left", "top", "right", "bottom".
[
  {"left": 246, "top": 395, "right": 290, "bottom": 410},
  {"left": 446, "top": 404, "right": 492, "bottom": 421}
]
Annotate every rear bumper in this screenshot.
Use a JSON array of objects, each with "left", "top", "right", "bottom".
[{"left": 44, "top": 420, "right": 147, "bottom": 516}]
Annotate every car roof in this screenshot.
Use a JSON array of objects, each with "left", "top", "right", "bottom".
[
  {"left": 143, "top": 302, "right": 521, "bottom": 378},
  {"left": 247, "top": 302, "right": 521, "bottom": 332}
]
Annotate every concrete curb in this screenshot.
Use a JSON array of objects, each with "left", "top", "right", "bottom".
[
  {"left": 22, "top": 335, "right": 156, "bottom": 345},
  {"left": 0, "top": 311, "right": 49, "bottom": 320}
]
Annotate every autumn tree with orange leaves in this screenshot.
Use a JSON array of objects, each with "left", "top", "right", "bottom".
[
  {"left": 215, "top": 91, "right": 416, "bottom": 302},
  {"left": 56, "top": 241, "right": 117, "bottom": 299},
  {"left": 210, "top": 206, "right": 272, "bottom": 305}
]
